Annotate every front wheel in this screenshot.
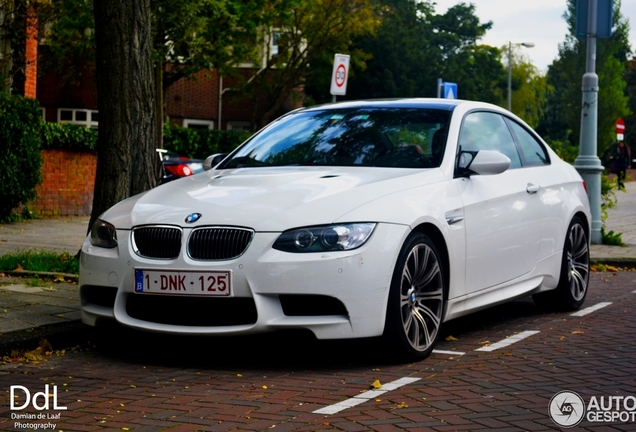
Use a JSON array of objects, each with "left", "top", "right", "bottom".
[
  {"left": 533, "top": 216, "right": 590, "bottom": 310},
  {"left": 384, "top": 232, "right": 446, "bottom": 360}
]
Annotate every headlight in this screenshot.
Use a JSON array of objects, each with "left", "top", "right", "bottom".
[
  {"left": 273, "top": 223, "right": 376, "bottom": 253},
  {"left": 90, "top": 219, "right": 118, "bottom": 248}
]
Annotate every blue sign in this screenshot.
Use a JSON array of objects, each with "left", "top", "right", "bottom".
[
  {"left": 576, "top": 0, "right": 613, "bottom": 39},
  {"left": 443, "top": 82, "right": 458, "bottom": 99}
]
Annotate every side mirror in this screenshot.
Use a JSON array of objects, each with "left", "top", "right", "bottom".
[
  {"left": 203, "top": 153, "right": 228, "bottom": 171},
  {"left": 457, "top": 150, "right": 511, "bottom": 177}
]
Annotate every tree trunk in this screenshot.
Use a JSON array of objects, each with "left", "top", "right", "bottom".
[{"left": 89, "top": 0, "right": 157, "bottom": 231}]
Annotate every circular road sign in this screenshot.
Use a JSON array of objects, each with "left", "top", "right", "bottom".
[
  {"left": 616, "top": 118, "right": 625, "bottom": 134},
  {"left": 335, "top": 64, "right": 347, "bottom": 87}
]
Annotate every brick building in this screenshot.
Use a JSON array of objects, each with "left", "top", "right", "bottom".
[{"left": 37, "top": 65, "right": 260, "bottom": 132}]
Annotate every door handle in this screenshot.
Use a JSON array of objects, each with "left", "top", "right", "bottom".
[{"left": 526, "top": 183, "right": 541, "bottom": 194}]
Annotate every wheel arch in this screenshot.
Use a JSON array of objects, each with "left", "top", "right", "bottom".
[
  {"left": 412, "top": 223, "right": 450, "bottom": 305},
  {"left": 573, "top": 211, "right": 590, "bottom": 238}
]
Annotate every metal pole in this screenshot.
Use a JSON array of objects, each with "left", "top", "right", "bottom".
[
  {"left": 507, "top": 41, "right": 512, "bottom": 111},
  {"left": 218, "top": 75, "right": 223, "bottom": 130},
  {"left": 437, "top": 78, "right": 442, "bottom": 98},
  {"left": 574, "top": 0, "right": 603, "bottom": 244}
]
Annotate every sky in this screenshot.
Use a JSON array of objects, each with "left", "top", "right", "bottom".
[{"left": 432, "top": 0, "right": 636, "bottom": 73}]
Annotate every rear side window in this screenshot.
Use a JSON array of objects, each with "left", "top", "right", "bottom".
[{"left": 507, "top": 120, "right": 550, "bottom": 166}]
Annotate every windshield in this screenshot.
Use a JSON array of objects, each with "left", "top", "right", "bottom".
[{"left": 220, "top": 107, "right": 451, "bottom": 169}]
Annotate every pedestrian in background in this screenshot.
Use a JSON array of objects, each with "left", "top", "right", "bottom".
[{"left": 613, "top": 140, "right": 632, "bottom": 190}]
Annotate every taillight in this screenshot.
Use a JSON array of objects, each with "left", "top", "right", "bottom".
[
  {"left": 164, "top": 164, "right": 193, "bottom": 177},
  {"left": 582, "top": 180, "right": 588, "bottom": 193}
]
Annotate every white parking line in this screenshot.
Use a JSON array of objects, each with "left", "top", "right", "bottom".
[
  {"left": 475, "top": 330, "right": 540, "bottom": 352},
  {"left": 312, "top": 377, "right": 421, "bottom": 415},
  {"left": 570, "top": 302, "right": 612, "bottom": 317},
  {"left": 432, "top": 349, "right": 466, "bottom": 356}
]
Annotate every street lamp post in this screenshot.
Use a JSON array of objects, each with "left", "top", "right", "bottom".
[{"left": 507, "top": 41, "right": 535, "bottom": 111}]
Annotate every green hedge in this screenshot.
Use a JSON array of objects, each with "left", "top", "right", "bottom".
[
  {"left": 41, "top": 121, "right": 97, "bottom": 151},
  {"left": 0, "top": 93, "right": 42, "bottom": 221},
  {"left": 163, "top": 123, "right": 251, "bottom": 159},
  {"left": 40, "top": 122, "right": 250, "bottom": 159}
]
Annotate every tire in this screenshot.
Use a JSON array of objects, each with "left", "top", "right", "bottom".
[
  {"left": 384, "top": 232, "right": 446, "bottom": 360},
  {"left": 533, "top": 216, "right": 589, "bottom": 311}
]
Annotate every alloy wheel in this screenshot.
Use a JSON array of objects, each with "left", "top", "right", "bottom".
[
  {"left": 567, "top": 222, "right": 589, "bottom": 302},
  {"left": 400, "top": 243, "right": 444, "bottom": 352}
]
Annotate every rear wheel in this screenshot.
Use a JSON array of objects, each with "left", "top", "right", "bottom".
[
  {"left": 533, "top": 216, "right": 589, "bottom": 310},
  {"left": 384, "top": 232, "right": 446, "bottom": 360}
]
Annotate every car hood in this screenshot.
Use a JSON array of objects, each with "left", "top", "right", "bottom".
[{"left": 102, "top": 166, "right": 444, "bottom": 231}]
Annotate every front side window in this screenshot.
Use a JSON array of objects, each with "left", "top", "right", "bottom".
[
  {"left": 220, "top": 107, "right": 452, "bottom": 169},
  {"left": 458, "top": 111, "right": 521, "bottom": 169}
]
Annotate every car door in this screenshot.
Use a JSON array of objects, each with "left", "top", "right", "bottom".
[{"left": 456, "top": 111, "right": 543, "bottom": 293}]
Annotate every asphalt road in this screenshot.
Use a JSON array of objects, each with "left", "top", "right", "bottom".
[{"left": 1, "top": 270, "right": 635, "bottom": 431}]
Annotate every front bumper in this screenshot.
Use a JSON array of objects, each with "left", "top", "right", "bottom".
[{"left": 79, "top": 223, "right": 409, "bottom": 339}]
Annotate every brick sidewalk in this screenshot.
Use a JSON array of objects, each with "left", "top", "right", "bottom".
[{"left": 0, "top": 271, "right": 635, "bottom": 431}]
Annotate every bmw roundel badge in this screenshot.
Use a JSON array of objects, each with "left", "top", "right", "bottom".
[{"left": 185, "top": 213, "right": 202, "bottom": 223}]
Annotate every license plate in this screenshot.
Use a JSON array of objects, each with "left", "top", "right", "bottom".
[{"left": 134, "top": 269, "right": 232, "bottom": 296}]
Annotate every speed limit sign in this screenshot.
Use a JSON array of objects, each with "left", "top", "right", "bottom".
[{"left": 330, "top": 54, "right": 350, "bottom": 96}]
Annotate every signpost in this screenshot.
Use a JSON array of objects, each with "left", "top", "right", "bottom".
[
  {"left": 616, "top": 118, "right": 625, "bottom": 141},
  {"left": 573, "top": 0, "right": 613, "bottom": 244},
  {"left": 330, "top": 54, "right": 350, "bottom": 102}
]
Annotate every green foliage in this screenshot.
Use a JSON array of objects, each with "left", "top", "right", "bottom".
[
  {"left": 540, "top": 0, "right": 631, "bottom": 153},
  {"left": 0, "top": 0, "right": 29, "bottom": 93},
  {"left": 38, "top": 122, "right": 247, "bottom": 157},
  {"left": 506, "top": 47, "right": 551, "bottom": 128},
  {"left": 41, "top": 122, "right": 97, "bottom": 151},
  {"left": 601, "top": 226, "right": 626, "bottom": 246},
  {"left": 246, "top": 0, "right": 379, "bottom": 125},
  {"left": 546, "top": 139, "right": 579, "bottom": 163},
  {"left": 0, "top": 250, "right": 79, "bottom": 274},
  {"left": 39, "top": 0, "right": 96, "bottom": 84},
  {"left": 163, "top": 123, "right": 251, "bottom": 159},
  {"left": 153, "top": 0, "right": 266, "bottom": 89},
  {"left": 332, "top": 0, "right": 505, "bottom": 105},
  {"left": 0, "top": 93, "right": 42, "bottom": 221}
]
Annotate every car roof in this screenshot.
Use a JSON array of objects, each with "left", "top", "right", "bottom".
[{"left": 299, "top": 98, "right": 479, "bottom": 113}]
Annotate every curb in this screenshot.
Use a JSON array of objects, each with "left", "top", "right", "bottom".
[
  {"left": 0, "top": 321, "right": 86, "bottom": 356},
  {"left": 591, "top": 257, "right": 636, "bottom": 269},
  {"left": 0, "top": 270, "right": 78, "bottom": 283}
]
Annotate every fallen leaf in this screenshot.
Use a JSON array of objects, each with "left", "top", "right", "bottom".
[
  {"left": 262, "top": 385, "right": 268, "bottom": 389},
  {"left": 571, "top": 330, "right": 585, "bottom": 335},
  {"left": 54, "top": 274, "right": 66, "bottom": 283},
  {"left": 445, "top": 335, "right": 458, "bottom": 341},
  {"left": 13, "top": 264, "right": 24, "bottom": 272},
  {"left": 395, "top": 402, "right": 408, "bottom": 409},
  {"left": 371, "top": 380, "right": 382, "bottom": 389}
]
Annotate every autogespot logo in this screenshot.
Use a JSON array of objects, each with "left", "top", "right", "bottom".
[{"left": 549, "top": 391, "right": 585, "bottom": 428}]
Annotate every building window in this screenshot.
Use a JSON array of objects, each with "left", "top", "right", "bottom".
[
  {"left": 58, "top": 108, "right": 98, "bottom": 128},
  {"left": 227, "top": 121, "right": 251, "bottom": 132},
  {"left": 183, "top": 119, "right": 214, "bottom": 130}
]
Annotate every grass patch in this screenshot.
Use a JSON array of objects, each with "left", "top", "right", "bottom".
[{"left": 0, "top": 250, "right": 79, "bottom": 275}]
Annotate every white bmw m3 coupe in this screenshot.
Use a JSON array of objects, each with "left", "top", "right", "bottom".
[{"left": 80, "top": 99, "right": 591, "bottom": 359}]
